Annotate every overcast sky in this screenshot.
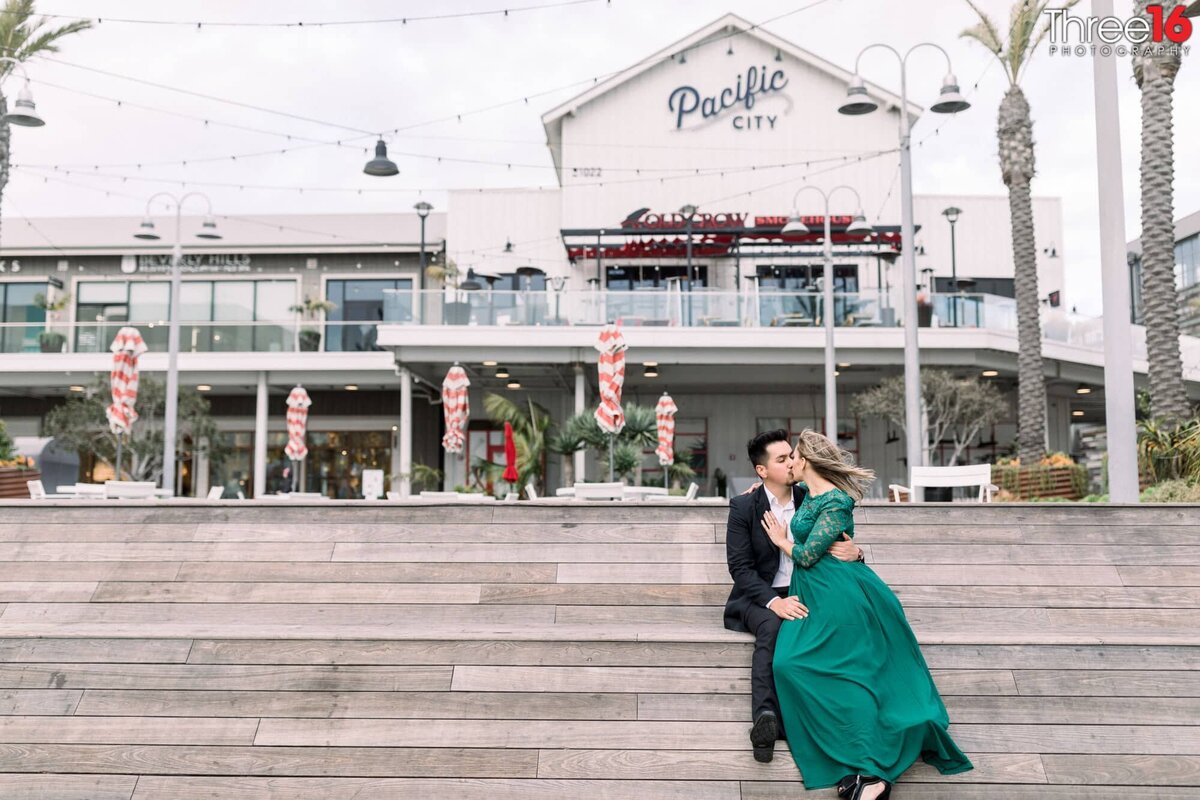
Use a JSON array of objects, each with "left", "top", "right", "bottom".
[{"left": 3, "top": 0, "right": 1196, "bottom": 315}]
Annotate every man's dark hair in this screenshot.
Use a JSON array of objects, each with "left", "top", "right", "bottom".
[{"left": 747, "top": 428, "right": 790, "bottom": 468}]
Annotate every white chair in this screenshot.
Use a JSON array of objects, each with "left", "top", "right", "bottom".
[
  {"left": 236, "top": 491, "right": 245, "bottom": 500},
  {"left": 105, "top": 481, "right": 158, "bottom": 499},
  {"left": 26, "top": 479, "right": 71, "bottom": 500},
  {"left": 572, "top": 482, "right": 625, "bottom": 501},
  {"left": 206, "top": 487, "right": 224, "bottom": 500},
  {"left": 889, "top": 465, "right": 999, "bottom": 503},
  {"left": 70, "top": 483, "right": 109, "bottom": 499},
  {"left": 525, "top": 482, "right": 539, "bottom": 500},
  {"left": 660, "top": 482, "right": 700, "bottom": 502}
]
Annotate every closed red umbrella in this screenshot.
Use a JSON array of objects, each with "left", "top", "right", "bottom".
[
  {"left": 284, "top": 385, "right": 312, "bottom": 492},
  {"left": 105, "top": 326, "right": 147, "bottom": 480},
  {"left": 594, "top": 322, "right": 627, "bottom": 434},
  {"left": 441, "top": 365, "right": 470, "bottom": 454},
  {"left": 655, "top": 392, "right": 679, "bottom": 488},
  {"left": 502, "top": 421, "right": 519, "bottom": 484},
  {"left": 594, "top": 322, "right": 628, "bottom": 480}
]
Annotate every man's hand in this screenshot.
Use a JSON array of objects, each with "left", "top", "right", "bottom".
[
  {"left": 770, "top": 595, "right": 809, "bottom": 620},
  {"left": 828, "top": 533, "right": 863, "bottom": 563}
]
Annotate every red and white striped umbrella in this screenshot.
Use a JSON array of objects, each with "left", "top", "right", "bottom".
[
  {"left": 594, "top": 322, "right": 627, "bottom": 435},
  {"left": 105, "top": 327, "right": 148, "bottom": 435},
  {"left": 441, "top": 365, "right": 470, "bottom": 454},
  {"left": 284, "top": 385, "right": 312, "bottom": 460},
  {"left": 654, "top": 392, "right": 679, "bottom": 466}
]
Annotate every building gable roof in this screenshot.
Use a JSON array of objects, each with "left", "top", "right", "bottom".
[{"left": 540, "top": 12, "right": 921, "bottom": 184}]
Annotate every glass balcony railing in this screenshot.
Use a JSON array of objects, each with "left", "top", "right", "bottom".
[{"left": 0, "top": 289, "right": 1148, "bottom": 359}]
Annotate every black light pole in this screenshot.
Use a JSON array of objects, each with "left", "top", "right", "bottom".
[
  {"left": 942, "top": 206, "right": 962, "bottom": 326},
  {"left": 680, "top": 203, "right": 698, "bottom": 326}
]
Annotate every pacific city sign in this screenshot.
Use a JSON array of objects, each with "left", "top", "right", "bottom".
[{"left": 667, "top": 65, "right": 789, "bottom": 130}]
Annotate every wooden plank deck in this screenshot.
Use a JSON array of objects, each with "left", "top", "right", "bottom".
[{"left": 0, "top": 499, "right": 1196, "bottom": 799}]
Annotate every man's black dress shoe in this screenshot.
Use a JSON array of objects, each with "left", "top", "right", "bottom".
[{"left": 749, "top": 711, "right": 778, "bottom": 763}]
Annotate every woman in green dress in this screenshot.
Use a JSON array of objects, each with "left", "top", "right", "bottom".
[{"left": 759, "top": 430, "right": 973, "bottom": 800}]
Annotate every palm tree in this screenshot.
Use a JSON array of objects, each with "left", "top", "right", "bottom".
[
  {"left": 0, "top": 1, "right": 91, "bottom": 243},
  {"left": 1132, "top": 0, "right": 1189, "bottom": 424},
  {"left": 961, "top": 0, "right": 1076, "bottom": 465},
  {"left": 482, "top": 392, "right": 553, "bottom": 494}
]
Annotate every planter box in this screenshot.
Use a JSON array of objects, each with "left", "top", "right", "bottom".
[
  {"left": 0, "top": 468, "right": 41, "bottom": 499},
  {"left": 993, "top": 464, "right": 1088, "bottom": 500}
]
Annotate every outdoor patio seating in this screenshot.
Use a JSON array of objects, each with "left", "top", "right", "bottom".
[
  {"left": 889, "top": 464, "right": 999, "bottom": 502},
  {"left": 104, "top": 480, "right": 158, "bottom": 499}
]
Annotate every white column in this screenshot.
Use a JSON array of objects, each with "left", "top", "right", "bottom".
[
  {"left": 399, "top": 367, "right": 413, "bottom": 497},
  {"left": 1091, "top": 0, "right": 1139, "bottom": 502},
  {"left": 574, "top": 363, "right": 586, "bottom": 483},
  {"left": 253, "top": 371, "right": 268, "bottom": 498}
]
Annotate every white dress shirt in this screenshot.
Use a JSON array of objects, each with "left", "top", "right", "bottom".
[{"left": 766, "top": 488, "right": 796, "bottom": 602}]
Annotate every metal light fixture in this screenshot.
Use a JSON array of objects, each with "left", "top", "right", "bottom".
[
  {"left": 930, "top": 73, "right": 971, "bottom": 114},
  {"left": 458, "top": 269, "right": 482, "bottom": 291},
  {"left": 363, "top": 139, "right": 399, "bottom": 176},
  {"left": 344, "top": 384, "right": 359, "bottom": 391},
  {"left": 1072, "top": 409, "right": 1085, "bottom": 417},
  {"left": 3, "top": 81, "right": 44, "bottom": 127},
  {"left": 414, "top": 201, "right": 432, "bottom": 219},
  {"left": 133, "top": 218, "right": 160, "bottom": 240},
  {"left": 644, "top": 366, "right": 659, "bottom": 378},
  {"left": 495, "top": 366, "right": 510, "bottom": 379},
  {"left": 981, "top": 369, "right": 999, "bottom": 378},
  {"left": 506, "top": 380, "right": 522, "bottom": 390},
  {"left": 1075, "top": 384, "right": 1092, "bottom": 395},
  {"left": 837, "top": 75, "right": 878, "bottom": 116},
  {"left": 196, "top": 384, "right": 212, "bottom": 392},
  {"left": 942, "top": 206, "right": 962, "bottom": 225},
  {"left": 482, "top": 360, "right": 498, "bottom": 367},
  {"left": 196, "top": 217, "right": 222, "bottom": 240},
  {"left": 781, "top": 215, "right": 809, "bottom": 235},
  {"left": 845, "top": 212, "right": 874, "bottom": 236},
  {"left": 504, "top": 239, "right": 514, "bottom": 253}
]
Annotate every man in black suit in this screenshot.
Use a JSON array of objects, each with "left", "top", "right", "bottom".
[{"left": 724, "top": 428, "right": 864, "bottom": 763}]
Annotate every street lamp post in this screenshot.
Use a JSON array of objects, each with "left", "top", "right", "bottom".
[
  {"left": 782, "top": 189, "right": 873, "bottom": 442},
  {"left": 942, "top": 206, "right": 962, "bottom": 326},
  {"left": 838, "top": 43, "right": 970, "bottom": 480},
  {"left": 133, "top": 193, "right": 221, "bottom": 496},
  {"left": 680, "top": 204, "right": 698, "bottom": 326},
  {"left": 414, "top": 201, "right": 432, "bottom": 322}
]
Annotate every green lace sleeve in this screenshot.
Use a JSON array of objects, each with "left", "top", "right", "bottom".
[{"left": 793, "top": 492, "right": 855, "bottom": 569}]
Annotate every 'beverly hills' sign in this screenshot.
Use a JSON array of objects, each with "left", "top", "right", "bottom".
[{"left": 668, "top": 65, "right": 789, "bottom": 131}]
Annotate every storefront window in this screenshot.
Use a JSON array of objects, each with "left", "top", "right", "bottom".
[
  {"left": 327, "top": 279, "right": 412, "bottom": 351},
  {"left": 211, "top": 429, "right": 391, "bottom": 498},
  {"left": 75, "top": 279, "right": 296, "bottom": 353},
  {"left": 0, "top": 283, "right": 47, "bottom": 353}
]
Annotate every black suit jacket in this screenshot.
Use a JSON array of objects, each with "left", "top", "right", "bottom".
[{"left": 723, "top": 483, "right": 809, "bottom": 632}]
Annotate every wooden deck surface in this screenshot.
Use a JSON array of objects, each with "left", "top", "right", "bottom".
[{"left": 0, "top": 500, "right": 1196, "bottom": 799}]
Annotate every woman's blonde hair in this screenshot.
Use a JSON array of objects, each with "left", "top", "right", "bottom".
[{"left": 793, "top": 429, "right": 875, "bottom": 501}]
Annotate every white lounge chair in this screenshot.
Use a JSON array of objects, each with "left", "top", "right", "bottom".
[
  {"left": 659, "top": 482, "right": 700, "bottom": 502},
  {"left": 26, "top": 479, "right": 71, "bottom": 500},
  {"left": 889, "top": 465, "right": 999, "bottom": 503},
  {"left": 105, "top": 480, "right": 158, "bottom": 499},
  {"left": 571, "top": 482, "right": 625, "bottom": 501},
  {"left": 206, "top": 487, "right": 224, "bottom": 500},
  {"left": 525, "top": 482, "right": 538, "bottom": 500}
]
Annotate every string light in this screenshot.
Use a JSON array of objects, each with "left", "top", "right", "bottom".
[{"left": 1, "top": 0, "right": 601, "bottom": 28}]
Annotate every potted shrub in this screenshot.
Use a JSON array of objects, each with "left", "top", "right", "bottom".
[
  {"left": 0, "top": 419, "right": 40, "bottom": 498},
  {"left": 289, "top": 296, "right": 336, "bottom": 351},
  {"left": 33, "top": 291, "right": 71, "bottom": 353},
  {"left": 426, "top": 256, "right": 470, "bottom": 325}
]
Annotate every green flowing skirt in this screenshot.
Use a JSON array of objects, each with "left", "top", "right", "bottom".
[{"left": 772, "top": 557, "right": 973, "bottom": 788}]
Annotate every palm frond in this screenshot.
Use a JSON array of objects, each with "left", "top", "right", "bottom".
[
  {"left": 960, "top": 0, "right": 1011, "bottom": 82},
  {"left": 15, "top": 18, "right": 92, "bottom": 60}
]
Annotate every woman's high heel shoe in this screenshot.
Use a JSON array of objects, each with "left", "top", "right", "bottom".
[{"left": 843, "top": 775, "right": 891, "bottom": 800}]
